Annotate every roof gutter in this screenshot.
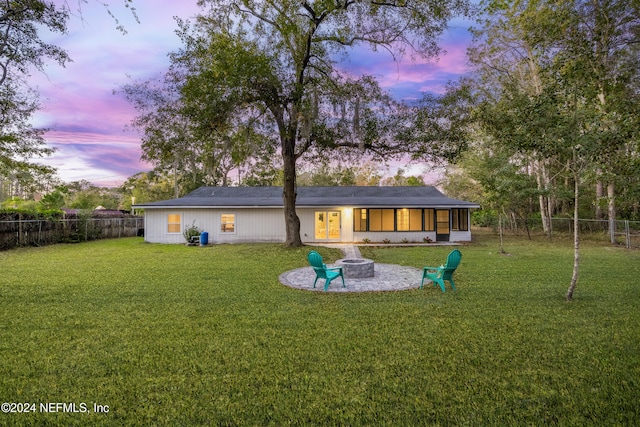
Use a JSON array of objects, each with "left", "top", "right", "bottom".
[{"left": 133, "top": 204, "right": 481, "bottom": 209}]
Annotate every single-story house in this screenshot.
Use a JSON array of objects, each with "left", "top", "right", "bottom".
[{"left": 133, "top": 186, "right": 480, "bottom": 244}]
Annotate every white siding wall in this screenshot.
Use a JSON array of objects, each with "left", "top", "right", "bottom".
[
  {"left": 144, "top": 208, "right": 286, "bottom": 244},
  {"left": 450, "top": 231, "right": 472, "bottom": 242},
  {"left": 214, "top": 209, "right": 285, "bottom": 243},
  {"left": 144, "top": 209, "right": 218, "bottom": 244},
  {"left": 298, "top": 209, "right": 315, "bottom": 243},
  {"left": 143, "top": 207, "right": 472, "bottom": 244},
  {"left": 341, "top": 208, "right": 355, "bottom": 242}
]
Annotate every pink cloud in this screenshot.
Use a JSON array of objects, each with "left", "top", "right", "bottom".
[
  {"left": 39, "top": 130, "right": 151, "bottom": 186},
  {"left": 29, "top": 1, "right": 202, "bottom": 186},
  {"left": 338, "top": 24, "right": 471, "bottom": 98},
  {"left": 29, "top": 2, "right": 472, "bottom": 187}
]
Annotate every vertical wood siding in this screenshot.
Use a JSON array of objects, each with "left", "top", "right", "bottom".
[
  {"left": 144, "top": 208, "right": 286, "bottom": 244},
  {"left": 143, "top": 207, "right": 472, "bottom": 244}
]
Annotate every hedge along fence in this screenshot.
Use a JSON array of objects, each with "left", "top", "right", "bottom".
[{"left": 0, "top": 214, "right": 144, "bottom": 250}]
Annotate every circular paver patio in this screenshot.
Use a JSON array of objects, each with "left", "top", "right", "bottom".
[{"left": 279, "top": 263, "right": 425, "bottom": 292}]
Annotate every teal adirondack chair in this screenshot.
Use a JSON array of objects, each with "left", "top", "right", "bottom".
[
  {"left": 307, "top": 250, "right": 345, "bottom": 291},
  {"left": 420, "top": 249, "right": 462, "bottom": 292}
]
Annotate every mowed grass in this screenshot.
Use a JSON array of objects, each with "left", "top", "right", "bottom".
[{"left": 0, "top": 234, "right": 639, "bottom": 426}]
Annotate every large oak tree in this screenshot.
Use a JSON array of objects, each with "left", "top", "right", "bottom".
[{"left": 173, "top": 0, "right": 470, "bottom": 246}]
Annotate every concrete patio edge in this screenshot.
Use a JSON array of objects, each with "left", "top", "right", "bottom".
[{"left": 279, "top": 263, "right": 426, "bottom": 293}]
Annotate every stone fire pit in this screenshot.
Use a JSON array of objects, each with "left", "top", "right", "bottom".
[{"left": 336, "top": 258, "right": 375, "bottom": 278}]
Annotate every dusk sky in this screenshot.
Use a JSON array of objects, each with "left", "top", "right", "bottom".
[{"left": 31, "top": 1, "right": 473, "bottom": 187}]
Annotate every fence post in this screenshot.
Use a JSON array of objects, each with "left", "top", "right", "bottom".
[
  {"left": 610, "top": 220, "right": 616, "bottom": 245},
  {"left": 625, "top": 220, "right": 630, "bottom": 249},
  {"left": 18, "top": 213, "right": 23, "bottom": 246}
]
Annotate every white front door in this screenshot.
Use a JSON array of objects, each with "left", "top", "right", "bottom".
[{"left": 315, "top": 211, "right": 341, "bottom": 240}]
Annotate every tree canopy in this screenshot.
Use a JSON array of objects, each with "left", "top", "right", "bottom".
[
  {"left": 130, "top": 0, "right": 471, "bottom": 246},
  {"left": 0, "top": 0, "right": 70, "bottom": 188},
  {"left": 464, "top": 0, "right": 640, "bottom": 299}
]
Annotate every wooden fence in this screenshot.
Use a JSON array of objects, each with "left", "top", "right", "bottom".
[{"left": 0, "top": 217, "right": 144, "bottom": 250}]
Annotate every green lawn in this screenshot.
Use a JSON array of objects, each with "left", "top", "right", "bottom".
[{"left": 1, "top": 234, "right": 639, "bottom": 425}]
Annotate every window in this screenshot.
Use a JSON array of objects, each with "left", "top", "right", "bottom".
[
  {"left": 397, "top": 209, "right": 422, "bottom": 231},
  {"left": 167, "top": 214, "right": 181, "bottom": 233},
  {"left": 369, "top": 209, "right": 381, "bottom": 231},
  {"left": 409, "top": 209, "right": 423, "bottom": 231},
  {"left": 221, "top": 214, "right": 235, "bottom": 233},
  {"left": 396, "top": 209, "right": 410, "bottom": 231},
  {"left": 356, "top": 208, "right": 427, "bottom": 232},
  {"left": 382, "top": 210, "right": 394, "bottom": 231},
  {"left": 354, "top": 208, "right": 367, "bottom": 232},
  {"left": 315, "top": 212, "right": 326, "bottom": 239},
  {"left": 452, "top": 209, "right": 469, "bottom": 231},
  {"left": 369, "top": 209, "right": 394, "bottom": 231},
  {"left": 424, "top": 209, "right": 435, "bottom": 231}
]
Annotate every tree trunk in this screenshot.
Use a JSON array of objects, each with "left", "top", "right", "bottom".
[
  {"left": 282, "top": 138, "right": 303, "bottom": 247},
  {"left": 596, "top": 86, "right": 617, "bottom": 244},
  {"left": 566, "top": 172, "right": 580, "bottom": 301},
  {"left": 498, "top": 215, "right": 504, "bottom": 254},
  {"left": 595, "top": 178, "right": 604, "bottom": 220},
  {"left": 547, "top": 186, "right": 554, "bottom": 236},
  {"left": 608, "top": 181, "right": 616, "bottom": 244},
  {"left": 173, "top": 161, "right": 179, "bottom": 199},
  {"left": 526, "top": 47, "right": 553, "bottom": 238},
  {"left": 535, "top": 159, "right": 551, "bottom": 237}
]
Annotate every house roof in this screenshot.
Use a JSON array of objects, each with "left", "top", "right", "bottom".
[{"left": 134, "top": 186, "right": 480, "bottom": 209}]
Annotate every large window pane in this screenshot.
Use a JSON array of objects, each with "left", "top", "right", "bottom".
[
  {"left": 221, "top": 214, "right": 235, "bottom": 233},
  {"left": 409, "top": 209, "right": 423, "bottom": 231},
  {"left": 315, "top": 211, "right": 326, "bottom": 238},
  {"left": 356, "top": 208, "right": 440, "bottom": 232},
  {"left": 397, "top": 209, "right": 409, "bottom": 231},
  {"left": 381, "top": 209, "right": 394, "bottom": 231},
  {"left": 369, "top": 209, "right": 382, "bottom": 231},
  {"left": 452, "top": 209, "right": 469, "bottom": 231},
  {"left": 424, "top": 209, "right": 435, "bottom": 231},
  {"left": 328, "top": 211, "right": 340, "bottom": 239},
  {"left": 354, "top": 208, "right": 367, "bottom": 231},
  {"left": 167, "top": 214, "right": 181, "bottom": 233},
  {"left": 460, "top": 209, "right": 469, "bottom": 231}
]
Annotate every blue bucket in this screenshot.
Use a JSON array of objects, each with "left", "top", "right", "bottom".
[{"left": 199, "top": 231, "right": 209, "bottom": 246}]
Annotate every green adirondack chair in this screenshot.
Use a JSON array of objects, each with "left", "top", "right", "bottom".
[
  {"left": 420, "top": 249, "right": 462, "bottom": 292},
  {"left": 307, "top": 250, "right": 345, "bottom": 291}
]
